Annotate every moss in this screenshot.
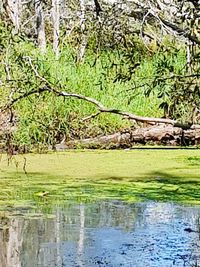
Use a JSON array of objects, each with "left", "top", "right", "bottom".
[{"left": 0, "top": 149, "right": 200, "bottom": 211}]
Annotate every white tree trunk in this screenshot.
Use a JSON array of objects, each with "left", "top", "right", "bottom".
[
  {"left": 0, "top": 1, "right": 3, "bottom": 13},
  {"left": 35, "top": 0, "right": 46, "bottom": 54},
  {"left": 6, "top": 0, "right": 22, "bottom": 33},
  {"left": 60, "top": 0, "right": 66, "bottom": 19},
  {"left": 52, "top": 0, "right": 60, "bottom": 58},
  {"left": 78, "top": 0, "right": 87, "bottom": 62}
]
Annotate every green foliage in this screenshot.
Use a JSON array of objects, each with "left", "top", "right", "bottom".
[
  {"left": 115, "top": 37, "right": 200, "bottom": 122},
  {"left": 0, "top": 23, "right": 162, "bottom": 149},
  {"left": 0, "top": 19, "right": 199, "bottom": 150}
]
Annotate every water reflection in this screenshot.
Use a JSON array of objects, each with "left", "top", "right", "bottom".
[{"left": 1, "top": 201, "right": 200, "bottom": 267}]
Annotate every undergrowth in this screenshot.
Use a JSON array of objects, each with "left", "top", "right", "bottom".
[{"left": 0, "top": 24, "right": 191, "bottom": 150}]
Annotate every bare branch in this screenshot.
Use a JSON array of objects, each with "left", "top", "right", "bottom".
[
  {"left": 23, "top": 56, "right": 50, "bottom": 84},
  {"left": 3, "top": 61, "right": 11, "bottom": 81},
  {"left": 53, "top": 91, "right": 177, "bottom": 125},
  {"left": 57, "top": 91, "right": 106, "bottom": 110},
  {"left": 156, "top": 73, "right": 200, "bottom": 82},
  {"left": 1, "top": 87, "right": 47, "bottom": 111},
  {"left": 159, "top": 17, "right": 200, "bottom": 46},
  {"left": 81, "top": 111, "right": 101, "bottom": 121},
  {"left": 4, "top": 56, "right": 190, "bottom": 128}
]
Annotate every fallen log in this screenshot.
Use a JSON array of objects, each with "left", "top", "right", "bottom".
[{"left": 55, "top": 124, "right": 200, "bottom": 149}]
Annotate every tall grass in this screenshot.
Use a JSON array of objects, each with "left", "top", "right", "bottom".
[{"left": 0, "top": 29, "right": 188, "bottom": 149}]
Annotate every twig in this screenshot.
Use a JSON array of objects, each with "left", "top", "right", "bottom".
[
  {"left": 140, "top": 10, "right": 150, "bottom": 38},
  {"left": 156, "top": 73, "right": 200, "bottom": 82},
  {"left": 3, "top": 61, "right": 11, "bottom": 81},
  {"left": 23, "top": 56, "right": 50, "bottom": 85},
  {"left": 81, "top": 111, "right": 101, "bottom": 121},
  {"left": 159, "top": 17, "right": 200, "bottom": 45},
  {"left": 1, "top": 87, "right": 47, "bottom": 111},
  {"left": 23, "top": 157, "right": 27, "bottom": 174},
  {"left": 56, "top": 91, "right": 105, "bottom": 110}
]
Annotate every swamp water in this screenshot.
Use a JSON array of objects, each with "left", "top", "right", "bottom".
[{"left": 1, "top": 150, "right": 200, "bottom": 267}]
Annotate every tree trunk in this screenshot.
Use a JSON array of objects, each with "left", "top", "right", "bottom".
[
  {"left": 78, "top": 0, "right": 87, "bottom": 62},
  {"left": 35, "top": 0, "right": 46, "bottom": 54},
  {"left": 60, "top": 0, "right": 66, "bottom": 19},
  {"left": 52, "top": 0, "right": 60, "bottom": 58},
  {"left": 6, "top": 0, "right": 21, "bottom": 33}
]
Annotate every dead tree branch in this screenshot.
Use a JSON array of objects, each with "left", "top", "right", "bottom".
[
  {"left": 159, "top": 18, "right": 200, "bottom": 46},
  {"left": 1, "top": 87, "right": 47, "bottom": 111},
  {"left": 2, "top": 56, "right": 194, "bottom": 129}
]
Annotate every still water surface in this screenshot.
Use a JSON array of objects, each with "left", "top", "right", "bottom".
[{"left": 1, "top": 201, "right": 200, "bottom": 267}]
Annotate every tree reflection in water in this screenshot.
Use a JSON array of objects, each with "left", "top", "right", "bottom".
[{"left": 0, "top": 201, "right": 200, "bottom": 267}]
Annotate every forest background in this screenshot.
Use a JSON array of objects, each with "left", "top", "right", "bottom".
[{"left": 0, "top": 0, "right": 199, "bottom": 151}]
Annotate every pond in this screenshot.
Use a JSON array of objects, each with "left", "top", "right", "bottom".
[
  {"left": 1, "top": 150, "right": 200, "bottom": 267},
  {"left": 1, "top": 201, "right": 200, "bottom": 267}
]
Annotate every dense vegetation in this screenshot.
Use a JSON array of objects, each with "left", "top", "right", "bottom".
[{"left": 0, "top": 0, "right": 199, "bottom": 150}]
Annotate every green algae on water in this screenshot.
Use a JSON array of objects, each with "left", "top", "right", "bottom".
[{"left": 0, "top": 150, "right": 200, "bottom": 212}]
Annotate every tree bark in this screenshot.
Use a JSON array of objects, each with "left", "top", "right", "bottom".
[
  {"left": 35, "top": 0, "right": 46, "bottom": 54},
  {"left": 5, "top": 0, "right": 22, "bottom": 33},
  {"left": 78, "top": 0, "right": 87, "bottom": 62},
  {"left": 52, "top": 0, "right": 60, "bottom": 58},
  {"left": 55, "top": 125, "right": 200, "bottom": 149},
  {"left": 60, "top": 0, "right": 66, "bottom": 20}
]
